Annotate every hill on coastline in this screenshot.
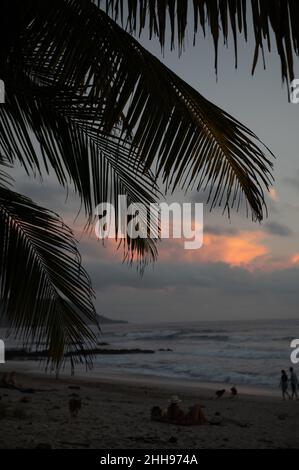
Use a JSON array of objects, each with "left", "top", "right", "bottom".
[
  {"left": 0, "top": 302, "right": 127, "bottom": 327},
  {"left": 96, "top": 314, "right": 127, "bottom": 325}
]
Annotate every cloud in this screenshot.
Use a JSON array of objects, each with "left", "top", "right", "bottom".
[
  {"left": 78, "top": 220, "right": 299, "bottom": 276},
  {"left": 80, "top": 228, "right": 272, "bottom": 270},
  {"left": 157, "top": 231, "right": 268, "bottom": 267},
  {"left": 284, "top": 170, "right": 299, "bottom": 192},
  {"left": 262, "top": 221, "right": 293, "bottom": 237},
  {"left": 291, "top": 253, "right": 299, "bottom": 264},
  {"left": 204, "top": 225, "right": 239, "bottom": 236},
  {"left": 77, "top": 231, "right": 299, "bottom": 322},
  {"left": 268, "top": 188, "right": 278, "bottom": 202},
  {"left": 15, "top": 178, "right": 81, "bottom": 215},
  {"left": 86, "top": 257, "right": 299, "bottom": 322}
]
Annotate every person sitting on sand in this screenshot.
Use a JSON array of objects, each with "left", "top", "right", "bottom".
[
  {"left": 0, "top": 371, "right": 18, "bottom": 388},
  {"left": 280, "top": 370, "right": 291, "bottom": 400},
  {"left": 0, "top": 373, "right": 9, "bottom": 387},
  {"left": 151, "top": 406, "right": 163, "bottom": 420},
  {"left": 289, "top": 367, "right": 298, "bottom": 400},
  {"left": 0, "top": 371, "right": 35, "bottom": 393},
  {"left": 167, "top": 396, "right": 185, "bottom": 421},
  {"left": 7, "top": 371, "right": 18, "bottom": 387},
  {"left": 151, "top": 397, "right": 207, "bottom": 425},
  {"left": 183, "top": 403, "right": 207, "bottom": 425}
]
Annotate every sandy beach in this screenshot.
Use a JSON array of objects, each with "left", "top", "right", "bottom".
[{"left": 0, "top": 365, "right": 298, "bottom": 449}]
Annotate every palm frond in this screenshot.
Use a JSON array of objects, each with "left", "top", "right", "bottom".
[
  {"left": 1, "top": 0, "right": 273, "bottom": 222},
  {"left": 100, "top": 0, "right": 299, "bottom": 85},
  {"left": 0, "top": 186, "right": 99, "bottom": 368},
  {"left": 0, "top": 81, "right": 159, "bottom": 263},
  {"left": 0, "top": 158, "right": 13, "bottom": 188}
]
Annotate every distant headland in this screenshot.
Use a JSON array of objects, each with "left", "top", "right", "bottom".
[{"left": 96, "top": 314, "right": 128, "bottom": 325}]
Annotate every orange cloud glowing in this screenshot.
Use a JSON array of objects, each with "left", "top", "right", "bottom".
[
  {"left": 158, "top": 231, "right": 269, "bottom": 268},
  {"left": 269, "top": 188, "right": 278, "bottom": 202},
  {"left": 67, "top": 217, "right": 299, "bottom": 274},
  {"left": 202, "top": 232, "right": 268, "bottom": 266},
  {"left": 291, "top": 253, "right": 299, "bottom": 265}
]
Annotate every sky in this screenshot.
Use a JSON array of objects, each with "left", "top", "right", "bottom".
[{"left": 11, "top": 14, "right": 299, "bottom": 323}]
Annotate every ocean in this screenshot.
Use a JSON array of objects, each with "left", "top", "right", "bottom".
[
  {"left": 1, "top": 318, "right": 299, "bottom": 390},
  {"left": 93, "top": 318, "right": 299, "bottom": 389}
]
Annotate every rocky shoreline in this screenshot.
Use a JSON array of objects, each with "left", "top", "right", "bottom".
[{"left": 5, "top": 347, "right": 155, "bottom": 361}]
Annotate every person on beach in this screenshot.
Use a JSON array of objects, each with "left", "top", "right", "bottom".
[
  {"left": 279, "top": 370, "right": 291, "bottom": 400},
  {"left": 166, "top": 396, "right": 207, "bottom": 425},
  {"left": 0, "top": 373, "right": 9, "bottom": 387},
  {"left": 0, "top": 371, "right": 35, "bottom": 393},
  {"left": 184, "top": 403, "right": 207, "bottom": 425},
  {"left": 151, "top": 396, "right": 207, "bottom": 425},
  {"left": 289, "top": 367, "right": 298, "bottom": 400},
  {"left": 167, "top": 396, "right": 185, "bottom": 421},
  {"left": 0, "top": 371, "right": 18, "bottom": 388}
]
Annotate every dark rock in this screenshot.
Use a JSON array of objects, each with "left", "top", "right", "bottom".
[{"left": 6, "top": 347, "right": 155, "bottom": 360}]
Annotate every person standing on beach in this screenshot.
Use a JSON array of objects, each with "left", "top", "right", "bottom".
[
  {"left": 279, "top": 370, "right": 291, "bottom": 400},
  {"left": 289, "top": 367, "right": 298, "bottom": 400}
]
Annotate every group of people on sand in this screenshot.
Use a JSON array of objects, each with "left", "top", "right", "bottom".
[
  {"left": 0, "top": 371, "right": 35, "bottom": 393},
  {"left": 151, "top": 395, "right": 207, "bottom": 425},
  {"left": 280, "top": 368, "right": 298, "bottom": 400},
  {"left": 0, "top": 371, "right": 18, "bottom": 389}
]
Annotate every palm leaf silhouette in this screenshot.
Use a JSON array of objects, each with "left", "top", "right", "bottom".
[
  {"left": 0, "top": 0, "right": 279, "bottom": 365},
  {"left": 0, "top": 187, "right": 98, "bottom": 369},
  {"left": 1, "top": 0, "right": 273, "bottom": 222},
  {"left": 101, "top": 0, "right": 299, "bottom": 86}
]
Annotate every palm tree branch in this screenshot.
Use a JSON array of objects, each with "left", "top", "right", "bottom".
[
  {"left": 0, "top": 185, "right": 99, "bottom": 367},
  {"left": 2, "top": 0, "right": 273, "bottom": 221},
  {"left": 0, "top": 83, "right": 159, "bottom": 263},
  {"left": 99, "top": 0, "right": 299, "bottom": 85}
]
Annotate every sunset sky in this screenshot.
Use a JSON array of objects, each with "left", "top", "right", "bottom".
[{"left": 12, "top": 26, "right": 299, "bottom": 323}]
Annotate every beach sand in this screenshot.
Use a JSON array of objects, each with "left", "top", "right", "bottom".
[{"left": 0, "top": 366, "right": 298, "bottom": 449}]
